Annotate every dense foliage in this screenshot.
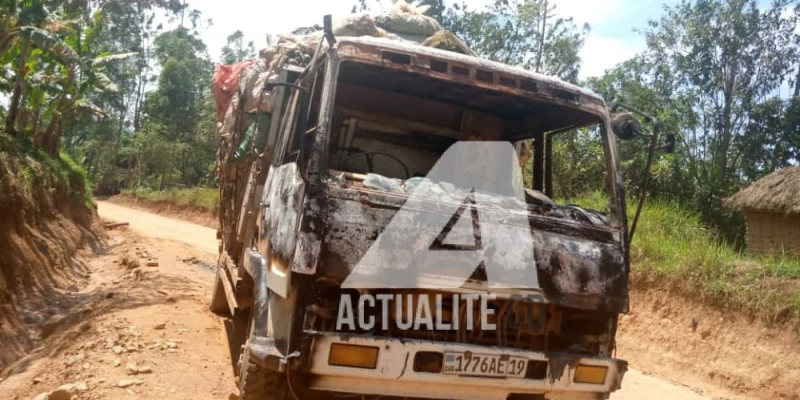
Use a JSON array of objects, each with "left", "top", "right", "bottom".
[
  {"left": 0, "top": 0, "right": 218, "bottom": 195},
  {"left": 588, "top": 0, "right": 800, "bottom": 243}
]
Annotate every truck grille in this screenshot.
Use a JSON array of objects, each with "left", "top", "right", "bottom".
[{"left": 305, "top": 289, "right": 612, "bottom": 354}]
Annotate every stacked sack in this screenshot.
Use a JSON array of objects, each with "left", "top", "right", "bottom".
[
  {"left": 375, "top": 0, "right": 442, "bottom": 42},
  {"left": 212, "top": 50, "right": 283, "bottom": 266},
  {"left": 211, "top": 0, "right": 475, "bottom": 179},
  {"left": 269, "top": 0, "right": 458, "bottom": 70},
  {"left": 334, "top": 1, "right": 443, "bottom": 43},
  {"left": 212, "top": 0, "right": 450, "bottom": 139}
]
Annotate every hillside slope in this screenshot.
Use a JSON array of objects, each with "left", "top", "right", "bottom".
[
  {"left": 577, "top": 192, "right": 800, "bottom": 399},
  {"left": 0, "top": 134, "right": 102, "bottom": 371}
]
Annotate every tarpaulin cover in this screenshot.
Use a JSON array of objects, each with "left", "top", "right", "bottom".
[
  {"left": 374, "top": 0, "right": 442, "bottom": 36},
  {"left": 212, "top": 59, "right": 256, "bottom": 123}
]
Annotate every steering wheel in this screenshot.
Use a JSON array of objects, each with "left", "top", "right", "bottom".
[{"left": 339, "top": 151, "right": 411, "bottom": 180}]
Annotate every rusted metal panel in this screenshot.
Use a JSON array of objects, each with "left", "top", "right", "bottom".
[
  {"left": 292, "top": 230, "right": 322, "bottom": 275},
  {"left": 333, "top": 37, "right": 605, "bottom": 109},
  {"left": 291, "top": 183, "right": 327, "bottom": 275}
]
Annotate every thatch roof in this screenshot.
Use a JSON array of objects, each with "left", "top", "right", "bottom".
[{"left": 724, "top": 166, "right": 800, "bottom": 215}]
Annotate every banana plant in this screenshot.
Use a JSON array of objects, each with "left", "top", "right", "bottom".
[
  {"left": 2, "top": 0, "right": 137, "bottom": 154},
  {"left": 36, "top": 48, "right": 138, "bottom": 154},
  {"left": 1, "top": 0, "right": 81, "bottom": 137}
]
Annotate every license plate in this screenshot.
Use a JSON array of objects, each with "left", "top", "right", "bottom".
[{"left": 442, "top": 352, "right": 527, "bottom": 378}]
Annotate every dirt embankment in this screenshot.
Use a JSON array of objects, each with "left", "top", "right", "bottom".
[
  {"left": 106, "top": 194, "right": 218, "bottom": 230},
  {"left": 618, "top": 285, "right": 800, "bottom": 400},
  {"left": 0, "top": 144, "right": 103, "bottom": 372},
  {"left": 0, "top": 225, "right": 236, "bottom": 400}
]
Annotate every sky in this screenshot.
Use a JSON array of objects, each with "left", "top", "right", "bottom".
[{"left": 183, "top": 0, "right": 683, "bottom": 80}]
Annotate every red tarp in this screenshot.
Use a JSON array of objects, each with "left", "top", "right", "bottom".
[{"left": 212, "top": 59, "right": 256, "bottom": 123}]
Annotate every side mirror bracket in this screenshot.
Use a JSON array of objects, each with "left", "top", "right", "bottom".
[
  {"left": 611, "top": 113, "right": 644, "bottom": 140},
  {"left": 610, "top": 102, "right": 662, "bottom": 247}
]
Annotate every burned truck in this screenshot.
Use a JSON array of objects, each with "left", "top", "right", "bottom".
[{"left": 210, "top": 15, "right": 663, "bottom": 400}]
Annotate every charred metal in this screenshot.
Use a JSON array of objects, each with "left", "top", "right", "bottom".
[{"left": 215, "top": 34, "right": 631, "bottom": 400}]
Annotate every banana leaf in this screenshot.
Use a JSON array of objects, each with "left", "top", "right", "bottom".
[{"left": 19, "top": 26, "right": 80, "bottom": 66}]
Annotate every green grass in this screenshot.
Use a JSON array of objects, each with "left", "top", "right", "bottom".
[
  {"left": 122, "top": 187, "right": 219, "bottom": 212},
  {"left": 0, "top": 131, "right": 94, "bottom": 213},
  {"left": 60, "top": 150, "right": 94, "bottom": 209},
  {"left": 573, "top": 191, "right": 800, "bottom": 322}
]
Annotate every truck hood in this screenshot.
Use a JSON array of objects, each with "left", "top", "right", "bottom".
[{"left": 317, "top": 175, "right": 629, "bottom": 313}]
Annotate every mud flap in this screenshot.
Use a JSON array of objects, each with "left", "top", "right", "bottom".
[
  {"left": 244, "top": 248, "right": 298, "bottom": 361},
  {"left": 217, "top": 253, "right": 239, "bottom": 316},
  {"left": 248, "top": 336, "right": 300, "bottom": 371}
]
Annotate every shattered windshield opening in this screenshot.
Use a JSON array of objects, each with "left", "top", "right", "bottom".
[
  {"left": 324, "top": 61, "right": 617, "bottom": 228},
  {"left": 523, "top": 123, "right": 614, "bottom": 227}
]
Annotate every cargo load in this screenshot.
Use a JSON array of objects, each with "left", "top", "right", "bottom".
[{"left": 211, "top": 2, "right": 478, "bottom": 265}]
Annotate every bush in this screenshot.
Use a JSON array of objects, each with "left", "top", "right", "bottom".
[
  {"left": 0, "top": 132, "right": 94, "bottom": 213},
  {"left": 122, "top": 187, "right": 219, "bottom": 212},
  {"left": 573, "top": 192, "right": 800, "bottom": 321}
]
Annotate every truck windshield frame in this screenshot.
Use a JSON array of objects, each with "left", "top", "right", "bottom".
[{"left": 304, "top": 45, "right": 625, "bottom": 230}]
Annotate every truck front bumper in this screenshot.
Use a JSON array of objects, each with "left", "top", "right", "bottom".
[{"left": 296, "top": 332, "right": 626, "bottom": 400}]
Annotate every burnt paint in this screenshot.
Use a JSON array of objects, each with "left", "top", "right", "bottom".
[
  {"left": 547, "top": 353, "right": 580, "bottom": 384},
  {"left": 316, "top": 184, "right": 628, "bottom": 313}
]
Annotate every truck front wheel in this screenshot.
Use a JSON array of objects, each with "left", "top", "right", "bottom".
[
  {"left": 236, "top": 292, "right": 293, "bottom": 400},
  {"left": 237, "top": 344, "right": 289, "bottom": 400}
]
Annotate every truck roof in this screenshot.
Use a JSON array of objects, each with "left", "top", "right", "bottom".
[{"left": 333, "top": 36, "right": 606, "bottom": 109}]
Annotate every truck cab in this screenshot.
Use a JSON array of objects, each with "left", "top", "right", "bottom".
[{"left": 212, "top": 35, "right": 630, "bottom": 400}]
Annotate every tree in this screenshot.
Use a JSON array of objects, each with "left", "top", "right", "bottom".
[
  {"left": 736, "top": 97, "right": 800, "bottom": 181},
  {"left": 587, "top": 0, "right": 799, "bottom": 242},
  {"left": 61, "top": 0, "right": 190, "bottom": 191},
  {"left": 443, "top": 0, "right": 589, "bottom": 82},
  {"left": 140, "top": 27, "right": 212, "bottom": 188},
  {"left": 642, "top": 0, "right": 798, "bottom": 190},
  {"left": 1, "top": 1, "right": 81, "bottom": 138},
  {"left": 1, "top": 0, "right": 217, "bottom": 193},
  {"left": 221, "top": 30, "right": 255, "bottom": 64}
]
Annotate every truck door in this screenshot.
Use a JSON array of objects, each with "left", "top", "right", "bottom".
[{"left": 257, "top": 58, "right": 329, "bottom": 357}]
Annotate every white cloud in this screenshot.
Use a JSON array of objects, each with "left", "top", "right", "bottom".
[
  {"left": 186, "top": 0, "right": 355, "bottom": 61},
  {"left": 579, "top": 36, "right": 641, "bottom": 79},
  {"left": 551, "top": 0, "right": 623, "bottom": 26},
  {"left": 551, "top": 0, "right": 640, "bottom": 79}
]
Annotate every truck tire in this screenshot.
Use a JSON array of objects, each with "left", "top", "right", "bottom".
[
  {"left": 209, "top": 264, "right": 230, "bottom": 316},
  {"left": 237, "top": 344, "right": 289, "bottom": 400}
]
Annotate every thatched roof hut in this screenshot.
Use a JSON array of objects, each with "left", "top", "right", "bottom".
[
  {"left": 725, "top": 166, "right": 800, "bottom": 255},
  {"left": 725, "top": 166, "right": 800, "bottom": 215}
]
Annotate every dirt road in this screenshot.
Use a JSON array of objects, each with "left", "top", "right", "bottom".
[{"left": 0, "top": 202, "right": 721, "bottom": 400}]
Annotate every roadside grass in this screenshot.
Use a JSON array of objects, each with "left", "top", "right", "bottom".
[
  {"left": 122, "top": 187, "right": 219, "bottom": 212},
  {"left": 574, "top": 191, "right": 800, "bottom": 322},
  {"left": 0, "top": 131, "right": 94, "bottom": 213}
]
